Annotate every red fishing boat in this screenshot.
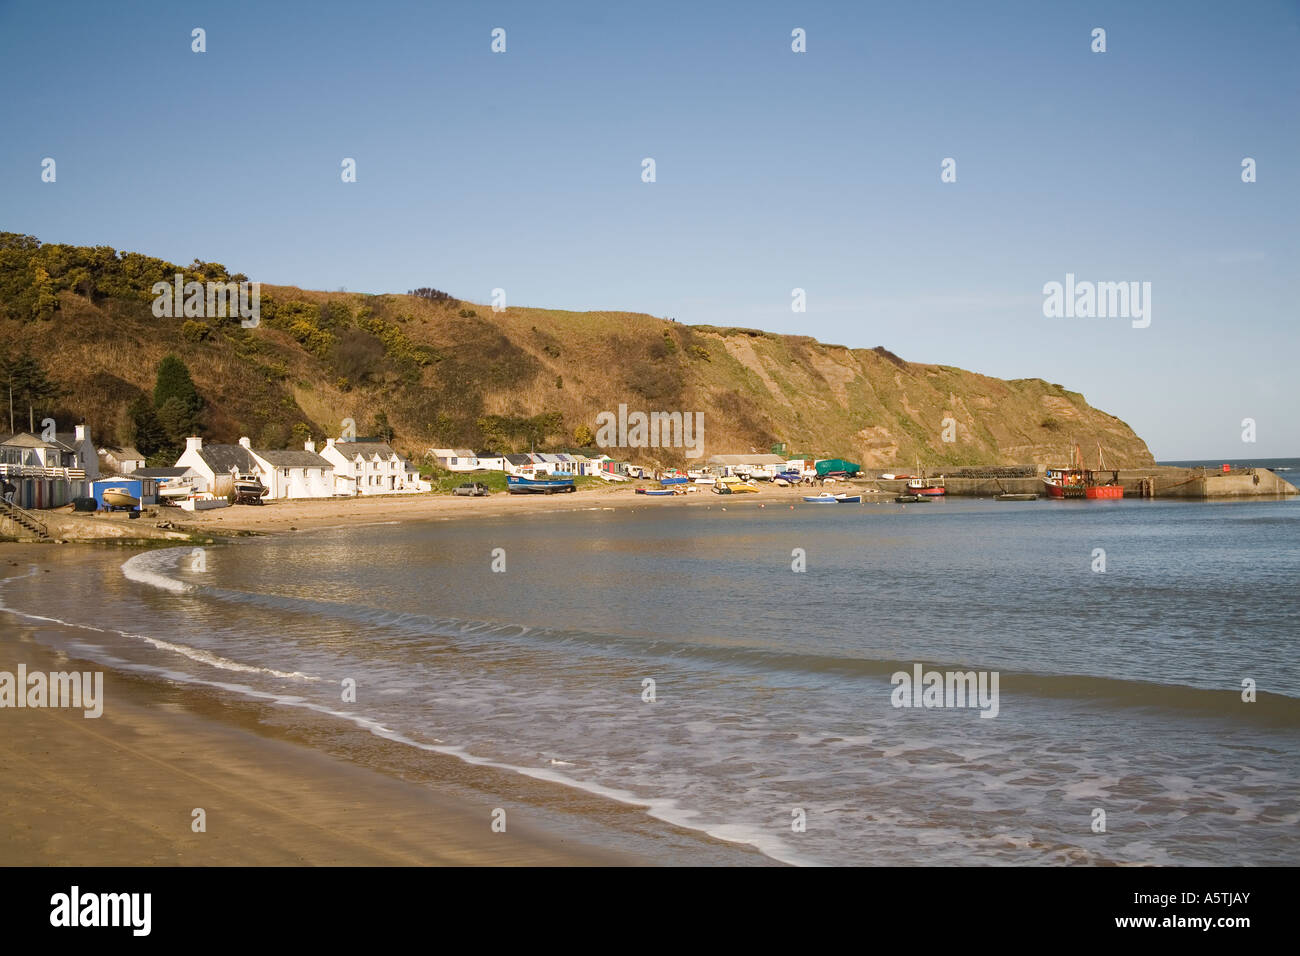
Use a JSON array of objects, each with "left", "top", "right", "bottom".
[
  {"left": 905, "top": 477, "right": 946, "bottom": 496},
  {"left": 1043, "top": 445, "right": 1124, "bottom": 499}
]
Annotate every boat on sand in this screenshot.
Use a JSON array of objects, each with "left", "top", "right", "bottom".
[{"left": 507, "top": 474, "right": 576, "bottom": 495}]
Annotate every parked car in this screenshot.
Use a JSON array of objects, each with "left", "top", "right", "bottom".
[{"left": 452, "top": 482, "right": 491, "bottom": 497}]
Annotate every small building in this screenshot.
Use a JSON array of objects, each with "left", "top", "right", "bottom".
[
  {"left": 475, "top": 452, "right": 506, "bottom": 472},
  {"left": 532, "top": 453, "right": 578, "bottom": 476},
  {"left": 707, "top": 453, "right": 789, "bottom": 479},
  {"left": 99, "top": 445, "right": 145, "bottom": 476},
  {"left": 250, "top": 442, "right": 336, "bottom": 499},
  {"left": 595, "top": 456, "right": 631, "bottom": 478},
  {"left": 88, "top": 477, "right": 159, "bottom": 510},
  {"left": 430, "top": 448, "right": 481, "bottom": 472}
]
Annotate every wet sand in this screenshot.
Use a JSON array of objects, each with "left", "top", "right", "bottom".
[{"left": 0, "top": 545, "right": 774, "bottom": 866}]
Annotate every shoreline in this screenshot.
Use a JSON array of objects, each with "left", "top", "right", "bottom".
[
  {"left": 5, "top": 463, "right": 1294, "bottom": 548},
  {"left": 5, "top": 483, "right": 828, "bottom": 544},
  {"left": 0, "top": 548, "right": 775, "bottom": 866}
]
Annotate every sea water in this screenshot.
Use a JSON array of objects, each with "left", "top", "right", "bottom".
[{"left": 3, "top": 492, "right": 1297, "bottom": 865}]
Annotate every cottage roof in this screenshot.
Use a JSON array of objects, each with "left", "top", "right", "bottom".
[
  {"left": 504, "top": 454, "right": 532, "bottom": 465},
  {"left": 339, "top": 441, "right": 399, "bottom": 459},
  {"left": 54, "top": 431, "right": 89, "bottom": 450},
  {"left": 101, "top": 445, "right": 144, "bottom": 461},
  {"left": 135, "top": 467, "right": 193, "bottom": 478},
  {"left": 195, "top": 444, "right": 259, "bottom": 473},
  {"left": 258, "top": 449, "right": 332, "bottom": 467},
  {"left": 0, "top": 432, "right": 58, "bottom": 449}
]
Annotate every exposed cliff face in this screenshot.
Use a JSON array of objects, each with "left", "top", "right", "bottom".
[{"left": 0, "top": 246, "right": 1154, "bottom": 467}]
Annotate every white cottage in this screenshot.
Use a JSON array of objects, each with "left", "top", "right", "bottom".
[
  {"left": 99, "top": 445, "right": 144, "bottom": 476},
  {"left": 1, "top": 426, "right": 97, "bottom": 477},
  {"left": 249, "top": 441, "right": 336, "bottom": 499},
  {"left": 430, "top": 448, "right": 480, "bottom": 472},
  {"left": 320, "top": 438, "right": 424, "bottom": 495},
  {"left": 175, "top": 436, "right": 262, "bottom": 496}
]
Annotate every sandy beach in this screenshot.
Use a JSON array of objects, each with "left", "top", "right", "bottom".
[
  {"left": 3, "top": 480, "right": 861, "bottom": 544},
  {"left": 1, "top": 540, "right": 774, "bottom": 867}
]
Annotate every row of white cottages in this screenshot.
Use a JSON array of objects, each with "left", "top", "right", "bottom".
[
  {"left": 428, "top": 450, "right": 821, "bottom": 480},
  {"left": 170, "top": 436, "right": 430, "bottom": 499},
  {"left": 430, "top": 449, "right": 630, "bottom": 478}
]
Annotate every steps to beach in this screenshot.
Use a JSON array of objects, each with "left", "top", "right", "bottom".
[{"left": 0, "top": 499, "right": 52, "bottom": 541}]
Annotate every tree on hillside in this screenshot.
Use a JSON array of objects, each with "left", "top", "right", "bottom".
[
  {"left": 408, "top": 287, "right": 457, "bottom": 306},
  {"left": 154, "top": 355, "right": 202, "bottom": 418},
  {"left": 150, "top": 355, "right": 203, "bottom": 460},
  {"left": 127, "top": 395, "right": 167, "bottom": 457},
  {"left": 0, "top": 349, "right": 65, "bottom": 433}
]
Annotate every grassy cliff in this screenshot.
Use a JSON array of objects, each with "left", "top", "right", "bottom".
[{"left": 0, "top": 233, "right": 1155, "bottom": 467}]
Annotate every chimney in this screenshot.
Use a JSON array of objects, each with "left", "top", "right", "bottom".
[
  {"left": 238, "top": 437, "right": 251, "bottom": 449},
  {"left": 304, "top": 439, "right": 316, "bottom": 453},
  {"left": 326, "top": 438, "right": 335, "bottom": 449},
  {"left": 74, "top": 424, "right": 87, "bottom": 443},
  {"left": 186, "top": 436, "right": 203, "bottom": 453}
]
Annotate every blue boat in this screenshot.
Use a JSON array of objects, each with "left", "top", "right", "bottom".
[
  {"left": 507, "top": 474, "right": 576, "bottom": 494},
  {"left": 659, "top": 476, "right": 690, "bottom": 486},
  {"left": 803, "top": 493, "right": 837, "bottom": 504}
]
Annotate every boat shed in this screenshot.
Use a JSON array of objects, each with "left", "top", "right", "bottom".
[
  {"left": 88, "top": 477, "right": 158, "bottom": 510},
  {"left": 707, "top": 453, "right": 789, "bottom": 478}
]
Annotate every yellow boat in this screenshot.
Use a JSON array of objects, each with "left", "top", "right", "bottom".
[
  {"left": 102, "top": 488, "right": 140, "bottom": 509},
  {"left": 720, "top": 476, "right": 759, "bottom": 493}
]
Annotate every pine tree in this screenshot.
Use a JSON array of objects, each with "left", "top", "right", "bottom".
[{"left": 153, "top": 355, "right": 201, "bottom": 417}]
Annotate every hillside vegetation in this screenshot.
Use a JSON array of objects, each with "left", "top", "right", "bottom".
[{"left": 0, "top": 233, "right": 1155, "bottom": 467}]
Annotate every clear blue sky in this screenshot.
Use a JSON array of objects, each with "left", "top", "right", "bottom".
[{"left": 2, "top": 0, "right": 1296, "bottom": 459}]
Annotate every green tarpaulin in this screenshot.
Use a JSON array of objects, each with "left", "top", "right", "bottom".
[{"left": 815, "top": 459, "right": 860, "bottom": 476}]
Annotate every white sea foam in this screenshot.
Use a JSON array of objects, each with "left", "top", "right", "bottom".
[
  {"left": 121, "top": 548, "right": 195, "bottom": 594},
  {"left": 8, "top": 554, "right": 809, "bottom": 864},
  {"left": 3, "top": 603, "right": 318, "bottom": 682}
]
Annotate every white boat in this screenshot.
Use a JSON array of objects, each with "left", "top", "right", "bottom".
[
  {"left": 803, "top": 492, "right": 837, "bottom": 504},
  {"left": 101, "top": 488, "right": 139, "bottom": 509},
  {"left": 157, "top": 480, "right": 195, "bottom": 501}
]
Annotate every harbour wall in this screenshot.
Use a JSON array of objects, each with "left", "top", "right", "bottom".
[{"left": 856, "top": 467, "right": 1297, "bottom": 499}]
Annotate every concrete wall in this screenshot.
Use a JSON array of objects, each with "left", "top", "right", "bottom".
[{"left": 854, "top": 467, "right": 1295, "bottom": 498}]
